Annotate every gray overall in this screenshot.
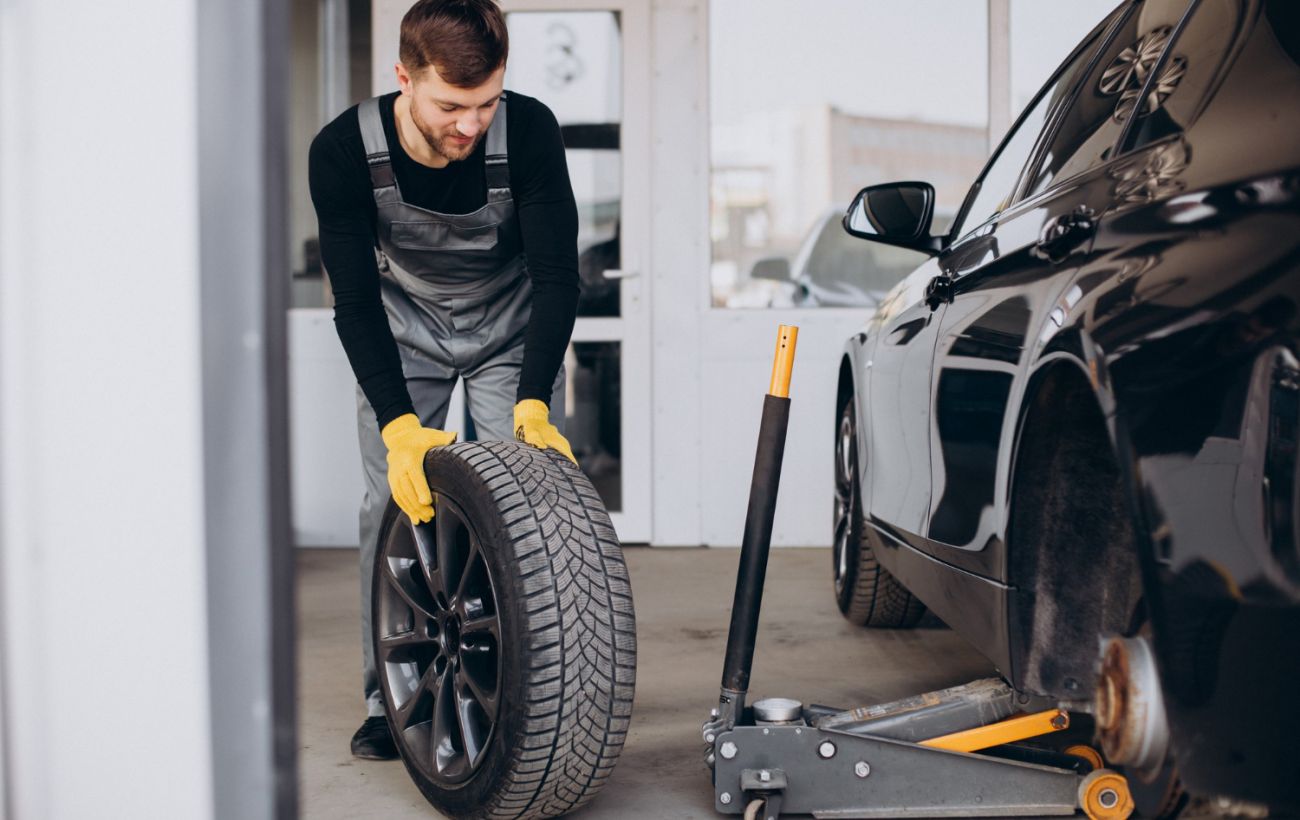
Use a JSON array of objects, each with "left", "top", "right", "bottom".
[{"left": 355, "top": 94, "right": 566, "bottom": 716}]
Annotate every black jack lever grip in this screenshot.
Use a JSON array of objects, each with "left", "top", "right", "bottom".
[{"left": 719, "top": 325, "right": 798, "bottom": 712}]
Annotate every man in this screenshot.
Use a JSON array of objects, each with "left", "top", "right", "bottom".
[{"left": 308, "top": 0, "right": 580, "bottom": 760}]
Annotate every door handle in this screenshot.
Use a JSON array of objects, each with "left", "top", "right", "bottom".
[
  {"left": 602, "top": 269, "right": 640, "bottom": 280},
  {"left": 924, "top": 275, "right": 953, "bottom": 311},
  {"left": 1034, "top": 204, "right": 1096, "bottom": 263}
]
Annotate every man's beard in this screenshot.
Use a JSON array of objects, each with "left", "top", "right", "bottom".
[{"left": 411, "top": 103, "right": 482, "bottom": 162}]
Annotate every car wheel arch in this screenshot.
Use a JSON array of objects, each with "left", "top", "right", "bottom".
[{"left": 1004, "top": 358, "right": 1145, "bottom": 698}]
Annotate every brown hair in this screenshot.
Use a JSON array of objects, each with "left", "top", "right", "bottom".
[{"left": 399, "top": 0, "right": 509, "bottom": 87}]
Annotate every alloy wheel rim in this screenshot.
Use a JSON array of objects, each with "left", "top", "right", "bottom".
[
  {"left": 833, "top": 409, "right": 856, "bottom": 595},
  {"left": 376, "top": 495, "right": 502, "bottom": 785}
]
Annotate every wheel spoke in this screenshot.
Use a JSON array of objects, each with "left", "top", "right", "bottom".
[
  {"left": 453, "top": 538, "right": 483, "bottom": 604},
  {"left": 410, "top": 522, "right": 444, "bottom": 599},
  {"left": 836, "top": 416, "right": 855, "bottom": 493},
  {"left": 393, "top": 662, "right": 436, "bottom": 732},
  {"left": 835, "top": 526, "right": 850, "bottom": 587},
  {"left": 378, "top": 627, "right": 436, "bottom": 658},
  {"left": 454, "top": 683, "right": 487, "bottom": 764},
  {"left": 461, "top": 613, "right": 500, "bottom": 642},
  {"left": 432, "top": 667, "right": 465, "bottom": 777},
  {"left": 457, "top": 662, "right": 499, "bottom": 720},
  {"left": 435, "top": 505, "right": 469, "bottom": 600},
  {"left": 383, "top": 562, "right": 438, "bottom": 622}
]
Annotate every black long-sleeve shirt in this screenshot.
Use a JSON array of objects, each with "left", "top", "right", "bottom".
[{"left": 308, "top": 90, "right": 580, "bottom": 430}]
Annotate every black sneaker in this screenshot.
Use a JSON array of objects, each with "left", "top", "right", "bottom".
[{"left": 350, "top": 715, "right": 398, "bottom": 760}]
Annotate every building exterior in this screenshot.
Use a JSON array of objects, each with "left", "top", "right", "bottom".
[{"left": 712, "top": 107, "right": 987, "bottom": 307}]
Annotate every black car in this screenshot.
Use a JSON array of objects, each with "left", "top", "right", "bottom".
[{"left": 833, "top": 0, "right": 1299, "bottom": 814}]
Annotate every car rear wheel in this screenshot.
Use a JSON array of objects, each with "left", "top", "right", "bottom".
[
  {"left": 372, "top": 440, "right": 636, "bottom": 819},
  {"left": 833, "top": 395, "right": 926, "bottom": 628}
]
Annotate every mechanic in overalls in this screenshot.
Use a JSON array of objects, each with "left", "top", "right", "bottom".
[{"left": 308, "top": 0, "right": 579, "bottom": 759}]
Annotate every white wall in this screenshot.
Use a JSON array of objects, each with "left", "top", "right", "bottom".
[
  {"left": 0, "top": 1, "right": 215, "bottom": 817},
  {"left": 698, "top": 311, "right": 866, "bottom": 546},
  {"left": 291, "top": 311, "right": 367, "bottom": 546}
]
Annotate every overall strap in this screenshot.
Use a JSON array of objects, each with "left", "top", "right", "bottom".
[
  {"left": 485, "top": 93, "right": 510, "bottom": 193},
  {"left": 357, "top": 97, "right": 397, "bottom": 191}
]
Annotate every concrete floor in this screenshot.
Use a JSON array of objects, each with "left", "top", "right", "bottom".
[{"left": 297, "top": 546, "right": 996, "bottom": 819}]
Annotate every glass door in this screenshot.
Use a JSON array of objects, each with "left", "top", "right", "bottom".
[{"left": 501, "top": 1, "right": 651, "bottom": 542}]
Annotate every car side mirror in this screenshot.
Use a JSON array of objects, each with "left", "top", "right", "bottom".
[
  {"left": 750, "top": 256, "right": 791, "bottom": 282},
  {"left": 843, "top": 182, "right": 941, "bottom": 255}
]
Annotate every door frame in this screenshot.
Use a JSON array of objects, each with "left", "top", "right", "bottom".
[{"left": 499, "top": 0, "right": 653, "bottom": 542}]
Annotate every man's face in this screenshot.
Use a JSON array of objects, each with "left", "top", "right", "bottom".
[{"left": 397, "top": 63, "right": 505, "bottom": 163}]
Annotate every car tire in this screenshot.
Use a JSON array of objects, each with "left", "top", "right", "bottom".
[
  {"left": 833, "top": 395, "right": 926, "bottom": 628},
  {"left": 371, "top": 440, "right": 637, "bottom": 819}
]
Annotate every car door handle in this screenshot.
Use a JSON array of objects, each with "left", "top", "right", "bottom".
[
  {"left": 924, "top": 275, "right": 953, "bottom": 310},
  {"left": 1034, "top": 204, "right": 1097, "bottom": 263}
]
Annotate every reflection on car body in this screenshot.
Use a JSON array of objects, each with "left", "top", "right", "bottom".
[{"left": 741, "top": 208, "right": 939, "bottom": 308}]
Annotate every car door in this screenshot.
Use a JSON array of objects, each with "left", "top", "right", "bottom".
[
  {"left": 922, "top": 0, "right": 1196, "bottom": 581},
  {"left": 862, "top": 253, "right": 949, "bottom": 546}
]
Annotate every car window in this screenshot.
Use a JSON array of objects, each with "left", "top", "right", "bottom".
[
  {"left": 1119, "top": 0, "right": 1248, "bottom": 153},
  {"left": 955, "top": 18, "right": 1113, "bottom": 238},
  {"left": 1022, "top": 0, "right": 1193, "bottom": 198}
]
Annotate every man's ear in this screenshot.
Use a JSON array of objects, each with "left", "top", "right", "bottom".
[{"left": 395, "top": 62, "right": 412, "bottom": 95}]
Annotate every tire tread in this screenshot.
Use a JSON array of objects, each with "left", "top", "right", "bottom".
[{"left": 437, "top": 441, "right": 637, "bottom": 820}]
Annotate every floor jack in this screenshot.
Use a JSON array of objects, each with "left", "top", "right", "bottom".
[{"left": 702, "top": 325, "right": 1134, "bottom": 820}]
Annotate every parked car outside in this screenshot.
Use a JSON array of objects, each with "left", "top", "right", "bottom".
[
  {"left": 748, "top": 208, "right": 942, "bottom": 308},
  {"left": 833, "top": 0, "right": 1300, "bottom": 815}
]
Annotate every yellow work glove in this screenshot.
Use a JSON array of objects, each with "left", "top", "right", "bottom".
[
  {"left": 513, "top": 399, "right": 576, "bottom": 464},
  {"left": 381, "top": 413, "right": 457, "bottom": 524}
]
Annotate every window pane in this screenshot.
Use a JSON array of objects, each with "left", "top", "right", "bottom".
[
  {"left": 958, "top": 17, "right": 1109, "bottom": 236},
  {"left": 566, "top": 342, "right": 622, "bottom": 511},
  {"left": 505, "top": 12, "right": 623, "bottom": 318},
  {"left": 1010, "top": 1, "right": 1128, "bottom": 119},
  {"left": 1022, "top": 0, "right": 1192, "bottom": 198},
  {"left": 289, "top": 0, "right": 371, "bottom": 309},
  {"left": 709, "top": 1, "right": 988, "bottom": 309}
]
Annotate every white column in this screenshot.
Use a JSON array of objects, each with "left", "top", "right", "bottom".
[
  {"left": 648, "top": 0, "right": 710, "bottom": 545},
  {"left": 0, "top": 1, "right": 215, "bottom": 817},
  {"left": 373, "top": 0, "right": 408, "bottom": 94},
  {"left": 988, "top": 0, "right": 1012, "bottom": 150}
]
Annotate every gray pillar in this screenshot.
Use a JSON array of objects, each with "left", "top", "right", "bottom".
[
  {"left": 320, "top": 0, "right": 353, "bottom": 123},
  {"left": 199, "top": 0, "right": 297, "bottom": 818}
]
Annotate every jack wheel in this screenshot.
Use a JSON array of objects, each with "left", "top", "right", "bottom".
[
  {"left": 1065, "top": 744, "right": 1105, "bottom": 771},
  {"left": 1079, "top": 769, "right": 1135, "bottom": 820},
  {"left": 743, "top": 798, "right": 768, "bottom": 820}
]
